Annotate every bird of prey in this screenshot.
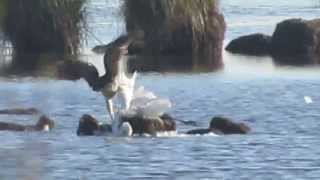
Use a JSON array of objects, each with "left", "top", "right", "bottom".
[{"left": 62, "top": 35, "right": 136, "bottom": 123}]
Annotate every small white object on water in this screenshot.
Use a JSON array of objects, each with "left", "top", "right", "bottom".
[
  {"left": 119, "top": 122, "right": 133, "bottom": 136},
  {"left": 43, "top": 125, "right": 50, "bottom": 132},
  {"left": 304, "top": 96, "right": 313, "bottom": 104}
]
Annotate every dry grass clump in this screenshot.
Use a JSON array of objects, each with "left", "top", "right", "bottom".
[
  {"left": 123, "top": 0, "right": 225, "bottom": 70},
  {"left": 1, "top": 0, "right": 87, "bottom": 72}
]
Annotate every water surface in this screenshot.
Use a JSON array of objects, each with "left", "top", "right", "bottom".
[{"left": 1, "top": 1, "right": 320, "bottom": 179}]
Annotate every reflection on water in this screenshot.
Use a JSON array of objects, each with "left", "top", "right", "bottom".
[
  {"left": 223, "top": 50, "right": 320, "bottom": 78},
  {"left": 222, "top": 0, "right": 320, "bottom": 41},
  {"left": 0, "top": 134, "right": 49, "bottom": 180}
]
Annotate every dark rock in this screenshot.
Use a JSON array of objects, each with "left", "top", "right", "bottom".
[
  {"left": 225, "top": 33, "right": 272, "bottom": 56},
  {"left": 0, "top": 115, "right": 55, "bottom": 131},
  {"left": 77, "top": 113, "right": 176, "bottom": 136},
  {"left": 121, "top": 113, "right": 176, "bottom": 136},
  {"left": 0, "top": 107, "right": 39, "bottom": 115},
  {"left": 270, "top": 18, "right": 320, "bottom": 65},
  {"left": 209, "top": 117, "right": 250, "bottom": 135},
  {"left": 77, "top": 114, "right": 112, "bottom": 136},
  {"left": 186, "top": 116, "right": 250, "bottom": 135}
]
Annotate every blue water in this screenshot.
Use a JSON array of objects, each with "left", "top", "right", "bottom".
[{"left": 1, "top": 1, "right": 320, "bottom": 179}]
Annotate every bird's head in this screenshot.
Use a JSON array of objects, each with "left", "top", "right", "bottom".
[
  {"left": 35, "top": 115, "right": 55, "bottom": 131},
  {"left": 112, "top": 35, "right": 133, "bottom": 55},
  {"left": 77, "top": 114, "right": 100, "bottom": 136}
]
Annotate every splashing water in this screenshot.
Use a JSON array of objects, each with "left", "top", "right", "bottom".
[
  {"left": 110, "top": 56, "right": 172, "bottom": 136},
  {"left": 111, "top": 85, "right": 172, "bottom": 136},
  {"left": 127, "top": 86, "right": 172, "bottom": 118}
]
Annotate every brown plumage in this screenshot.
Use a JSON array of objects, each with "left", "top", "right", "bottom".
[{"left": 103, "top": 35, "right": 132, "bottom": 83}]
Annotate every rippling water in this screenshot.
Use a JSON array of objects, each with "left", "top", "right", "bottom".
[{"left": 1, "top": 1, "right": 320, "bottom": 179}]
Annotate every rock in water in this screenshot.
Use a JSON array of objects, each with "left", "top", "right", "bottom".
[
  {"left": 77, "top": 114, "right": 112, "bottom": 136},
  {"left": 209, "top": 117, "right": 250, "bottom": 135},
  {"left": 270, "top": 18, "right": 320, "bottom": 65},
  {"left": 121, "top": 113, "right": 176, "bottom": 136},
  {"left": 226, "top": 33, "right": 271, "bottom": 56},
  {"left": 77, "top": 114, "right": 176, "bottom": 136},
  {"left": 186, "top": 116, "right": 250, "bottom": 135}
]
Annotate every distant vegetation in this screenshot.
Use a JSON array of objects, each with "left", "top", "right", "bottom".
[
  {"left": 0, "top": 0, "right": 87, "bottom": 74},
  {"left": 123, "top": 0, "right": 225, "bottom": 71},
  {"left": 0, "top": 0, "right": 225, "bottom": 74},
  {"left": 0, "top": 0, "right": 7, "bottom": 29}
]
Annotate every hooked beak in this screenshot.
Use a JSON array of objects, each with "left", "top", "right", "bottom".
[{"left": 119, "top": 45, "right": 129, "bottom": 55}]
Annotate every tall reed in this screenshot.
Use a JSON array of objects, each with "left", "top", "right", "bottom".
[
  {"left": 2, "top": 0, "right": 87, "bottom": 72},
  {"left": 123, "top": 0, "right": 225, "bottom": 70}
]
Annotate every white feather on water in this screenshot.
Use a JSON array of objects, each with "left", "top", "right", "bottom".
[{"left": 304, "top": 96, "right": 313, "bottom": 104}]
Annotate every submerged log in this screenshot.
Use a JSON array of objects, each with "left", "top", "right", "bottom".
[{"left": 122, "top": 0, "right": 226, "bottom": 72}]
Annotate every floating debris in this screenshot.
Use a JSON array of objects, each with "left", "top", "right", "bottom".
[{"left": 304, "top": 96, "right": 313, "bottom": 104}]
